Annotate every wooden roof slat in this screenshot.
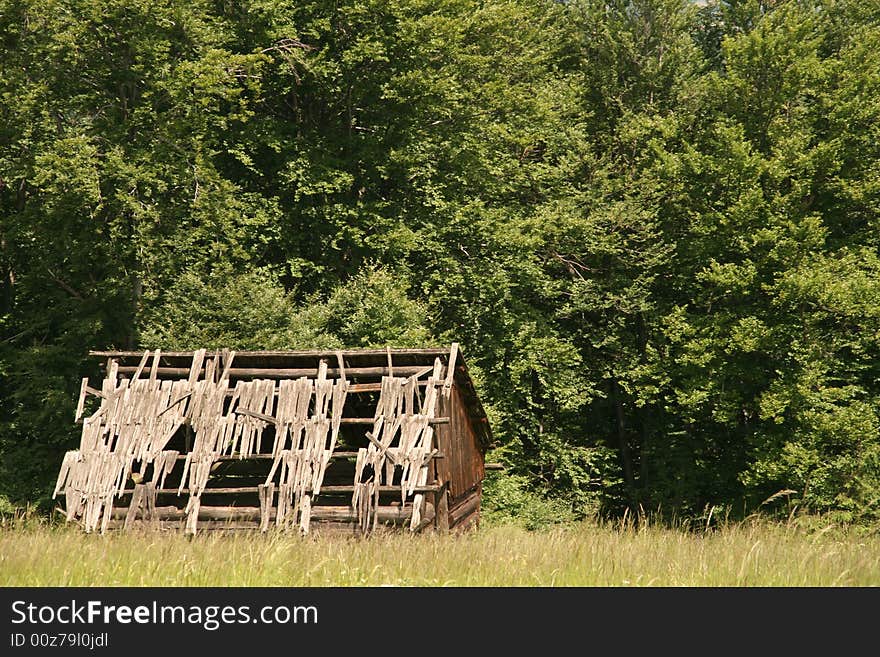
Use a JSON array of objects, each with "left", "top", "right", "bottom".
[{"left": 89, "top": 345, "right": 493, "bottom": 448}]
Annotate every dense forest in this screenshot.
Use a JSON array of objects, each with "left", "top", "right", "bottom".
[{"left": 2, "top": 0, "right": 879, "bottom": 523}]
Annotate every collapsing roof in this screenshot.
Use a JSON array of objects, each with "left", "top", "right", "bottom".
[{"left": 54, "top": 344, "right": 490, "bottom": 534}]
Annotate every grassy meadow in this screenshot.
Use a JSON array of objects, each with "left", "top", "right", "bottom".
[{"left": 1, "top": 518, "right": 878, "bottom": 586}]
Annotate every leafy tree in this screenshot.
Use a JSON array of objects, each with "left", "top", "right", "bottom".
[
  {"left": 139, "top": 264, "right": 432, "bottom": 350},
  {"left": 2, "top": 0, "right": 880, "bottom": 523}
]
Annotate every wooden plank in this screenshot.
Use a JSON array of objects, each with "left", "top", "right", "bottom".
[
  {"left": 433, "top": 481, "right": 449, "bottom": 534},
  {"left": 148, "top": 349, "right": 160, "bottom": 383},
  {"left": 340, "top": 417, "right": 449, "bottom": 425},
  {"left": 320, "top": 484, "right": 442, "bottom": 494},
  {"left": 187, "top": 348, "right": 206, "bottom": 387},
  {"left": 204, "top": 352, "right": 218, "bottom": 383},
  {"left": 364, "top": 431, "right": 386, "bottom": 455},
  {"left": 433, "top": 389, "right": 454, "bottom": 493},
  {"left": 131, "top": 350, "right": 150, "bottom": 382},
  {"left": 110, "top": 503, "right": 433, "bottom": 523},
  {"left": 124, "top": 484, "right": 145, "bottom": 530},
  {"left": 84, "top": 385, "right": 105, "bottom": 398},
  {"left": 233, "top": 408, "right": 275, "bottom": 424},
  {"left": 104, "top": 519, "right": 419, "bottom": 532},
  {"left": 451, "top": 506, "right": 480, "bottom": 532},
  {"left": 122, "top": 380, "right": 435, "bottom": 393},
  {"left": 347, "top": 381, "right": 433, "bottom": 394},
  {"left": 440, "top": 383, "right": 484, "bottom": 498},
  {"left": 448, "top": 487, "right": 481, "bottom": 528},
  {"left": 444, "top": 342, "right": 458, "bottom": 392},
  {"left": 123, "top": 484, "right": 441, "bottom": 495},
  {"left": 75, "top": 377, "right": 88, "bottom": 421},
  {"left": 185, "top": 496, "right": 200, "bottom": 535},
  {"left": 412, "top": 501, "right": 437, "bottom": 532},
  {"left": 156, "top": 391, "right": 192, "bottom": 417},
  {"left": 117, "top": 365, "right": 448, "bottom": 379},
  {"left": 335, "top": 350, "right": 346, "bottom": 381},
  {"left": 258, "top": 483, "right": 274, "bottom": 532},
  {"left": 91, "top": 348, "right": 454, "bottom": 359},
  {"left": 143, "top": 482, "right": 156, "bottom": 524},
  {"left": 170, "top": 451, "right": 444, "bottom": 461},
  {"left": 220, "top": 349, "right": 236, "bottom": 381},
  {"left": 221, "top": 415, "right": 450, "bottom": 426}
]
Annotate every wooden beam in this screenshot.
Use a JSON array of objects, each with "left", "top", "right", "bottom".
[
  {"left": 169, "top": 451, "right": 444, "bottom": 461},
  {"left": 230, "top": 411, "right": 450, "bottom": 426},
  {"left": 413, "top": 502, "right": 437, "bottom": 532},
  {"left": 434, "top": 481, "right": 449, "bottom": 534},
  {"left": 122, "top": 484, "right": 441, "bottom": 495},
  {"left": 84, "top": 385, "right": 105, "bottom": 399},
  {"left": 110, "top": 503, "right": 432, "bottom": 523},
  {"left": 233, "top": 408, "right": 275, "bottom": 424},
  {"left": 324, "top": 381, "right": 432, "bottom": 393},
  {"left": 340, "top": 417, "right": 449, "bottom": 425},
  {"left": 449, "top": 489, "right": 481, "bottom": 528},
  {"left": 116, "top": 365, "right": 447, "bottom": 379},
  {"left": 451, "top": 507, "right": 480, "bottom": 532},
  {"left": 91, "top": 348, "right": 454, "bottom": 359},
  {"left": 218, "top": 383, "right": 432, "bottom": 395},
  {"left": 124, "top": 484, "right": 146, "bottom": 529}
]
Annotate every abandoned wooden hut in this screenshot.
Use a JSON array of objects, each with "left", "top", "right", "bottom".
[{"left": 53, "top": 344, "right": 490, "bottom": 535}]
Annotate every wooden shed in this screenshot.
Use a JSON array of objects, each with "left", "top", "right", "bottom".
[{"left": 53, "top": 344, "right": 490, "bottom": 535}]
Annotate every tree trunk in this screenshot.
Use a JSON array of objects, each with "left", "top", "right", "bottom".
[{"left": 612, "top": 379, "right": 636, "bottom": 502}]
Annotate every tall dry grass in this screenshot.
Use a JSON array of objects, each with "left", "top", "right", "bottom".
[{"left": 1, "top": 518, "right": 877, "bottom": 586}]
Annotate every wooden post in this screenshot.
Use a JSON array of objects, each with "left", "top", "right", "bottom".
[
  {"left": 124, "top": 484, "right": 145, "bottom": 530},
  {"left": 258, "top": 483, "right": 274, "bottom": 532},
  {"left": 144, "top": 482, "right": 157, "bottom": 526},
  {"left": 434, "top": 481, "right": 449, "bottom": 533},
  {"left": 444, "top": 342, "right": 458, "bottom": 396}
]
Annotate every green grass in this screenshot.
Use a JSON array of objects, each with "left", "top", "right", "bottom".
[{"left": 1, "top": 520, "right": 878, "bottom": 586}]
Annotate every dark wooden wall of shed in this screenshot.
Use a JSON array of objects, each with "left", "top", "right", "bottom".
[{"left": 434, "top": 384, "right": 485, "bottom": 502}]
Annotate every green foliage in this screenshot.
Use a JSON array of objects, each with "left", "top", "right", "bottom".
[
  {"left": 3, "top": 0, "right": 880, "bottom": 523},
  {"left": 481, "top": 471, "right": 578, "bottom": 530},
  {"left": 0, "top": 495, "right": 17, "bottom": 516},
  {"left": 139, "top": 264, "right": 432, "bottom": 350},
  {"left": 318, "top": 265, "right": 433, "bottom": 348},
  {"left": 139, "top": 267, "right": 314, "bottom": 350}
]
